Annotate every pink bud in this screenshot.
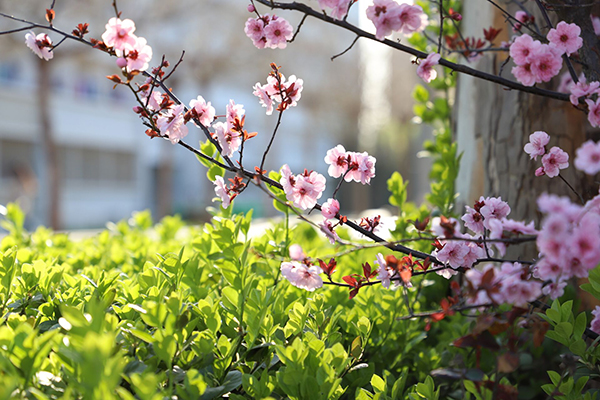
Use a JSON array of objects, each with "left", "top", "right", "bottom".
[
  {"left": 535, "top": 167, "right": 545, "bottom": 177},
  {"left": 452, "top": 13, "right": 462, "bottom": 21},
  {"left": 132, "top": 106, "right": 143, "bottom": 113},
  {"left": 289, "top": 244, "right": 306, "bottom": 261},
  {"left": 116, "top": 57, "right": 127, "bottom": 68},
  {"left": 247, "top": 3, "right": 255, "bottom": 12}
]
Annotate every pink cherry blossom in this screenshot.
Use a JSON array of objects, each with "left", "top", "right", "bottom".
[
  {"left": 575, "top": 140, "right": 600, "bottom": 175},
  {"left": 591, "top": 306, "right": 600, "bottom": 334},
  {"left": 396, "top": 3, "right": 427, "bottom": 35},
  {"left": 157, "top": 104, "right": 188, "bottom": 144},
  {"left": 374, "top": 253, "right": 392, "bottom": 289},
  {"left": 280, "top": 261, "right": 323, "bottom": 291},
  {"left": 417, "top": 53, "right": 441, "bottom": 83},
  {"left": 343, "top": 151, "right": 377, "bottom": 184},
  {"left": 586, "top": 98, "right": 600, "bottom": 128},
  {"left": 244, "top": 17, "right": 267, "bottom": 48},
  {"left": 436, "top": 241, "right": 469, "bottom": 269},
  {"left": 535, "top": 167, "right": 545, "bottom": 176},
  {"left": 116, "top": 36, "right": 152, "bottom": 72},
  {"left": 189, "top": 96, "right": 216, "bottom": 127},
  {"left": 141, "top": 89, "right": 163, "bottom": 111},
  {"left": 557, "top": 71, "right": 574, "bottom": 93},
  {"left": 537, "top": 193, "right": 582, "bottom": 222},
  {"left": 431, "top": 216, "right": 460, "bottom": 237},
  {"left": 366, "top": 0, "right": 402, "bottom": 40},
  {"left": 524, "top": 131, "right": 550, "bottom": 160},
  {"left": 320, "top": 219, "right": 340, "bottom": 244},
  {"left": 501, "top": 218, "right": 537, "bottom": 235},
  {"left": 264, "top": 17, "right": 293, "bottom": 49},
  {"left": 593, "top": 15, "right": 600, "bottom": 36},
  {"left": 535, "top": 259, "right": 563, "bottom": 282},
  {"left": 547, "top": 21, "right": 582, "bottom": 56},
  {"left": 324, "top": 145, "right": 349, "bottom": 178},
  {"left": 102, "top": 17, "right": 137, "bottom": 51},
  {"left": 511, "top": 63, "right": 536, "bottom": 87},
  {"left": 509, "top": 34, "right": 541, "bottom": 66},
  {"left": 480, "top": 197, "right": 511, "bottom": 230},
  {"left": 289, "top": 244, "right": 306, "bottom": 261},
  {"left": 280, "top": 164, "right": 295, "bottom": 195},
  {"left": 212, "top": 121, "right": 241, "bottom": 157},
  {"left": 290, "top": 172, "right": 326, "bottom": 209},
  {"left": 541, "top": 146, "right": 569, "bottom": 177},
  {"left": 318, "top": 0, "right": 352, "bottom": 20},
  {"left": 321, "top": 198, "right": 340, "bottom": 219},
  {"left": 530, "top": 44, "right": 563, "bottom": 83},
  {"left": 569, "top": 81, "right": 600, "bottom": 106},
  {"left": 213, "top": 176, "right": 231, "bottom": 209},
  {"left": 542, "top": 281, "right": 567, "bottom": 300},
  {"left": 253, "top": 82, "right": 274, "bottom": 115},
  {"left": 226, "top": 100, "right": 245, "bottom": 127},
  {"left": 25, "top": 31, "right": 53, "bottom": 61},
  {"left": 461, "top": 206, "right": 484, "bottom": 234}
]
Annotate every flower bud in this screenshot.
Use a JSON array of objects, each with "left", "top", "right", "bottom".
[
  {"left": 247, "top": 4, "right": 255, "bottom": 12},
  {"left": 116, "top": 57, "right": 127, "bottom": 68}
]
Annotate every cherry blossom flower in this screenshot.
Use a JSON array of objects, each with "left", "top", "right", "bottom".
[
  {"left": 213, "top": 176, "right": 231, "bottom": 209},
  {"left": 25, "top": 31, "right": 53, "bottom": 61},
  {"left": 569, "top": 81, "right": 600, "bottom": 106},
  {"left": 541, "top": 146, "right": 569, "bottom": 177},
  {"left": 436, "top": 241, "right": 469, "bottom": 269},
  {"left": 511, "top": 63, "right": 536, "bottom": 87},
  {"left": 575, "top": 140, "right": 600, "bottom": 175},
  {"left": 264, "top": 17, "right": 293, "bottom": 49},
  {"left": 289, "top": 244, "right": 306, "bottom": 261},
  {"left": 366, "top": 0, "right": 402, "bottom": 40},
  {"left": 318, "top": 0, "right": 352, "bottom": 20},
  {"left": 226, "top": 100, "right": 245, "bottom": 127},
  {"left": 591, "top": 306, "right": 600, "bottom": 334},
  {"left": 586, "top": 98, "right": 600, "bottom": 128},
  {"left": 102, "top": 17, "right": 137, "bottom": 50},
  {"left": 116, "top": 36, "right": 152, "bottom": 72},
  {"left": 374, "top": 253, "right": 392, "bottom": 289},
  {"left": 462, "top": 206, "right": 484, "bottom": 234},
  {"left": 141, "top": 89, "right": 163, "bottom": 111},
  {"left": 524, "top": 131, "right": 550, "bottom": 160},
  {"left": 280, "top": 164, "right": 295, "bottom": 194},
  {"left": 344, "top": 152, "right": 377, "bottom": 184},
  {"left": 290, "top": 172, "right": 327, "bottom": 209},
  {"left": 501, "top": 218, "right": 537, "bottom": 235},
  {"left": 320, "top": 219, "right": 340, "bottom": 244},
  {"left": 212, "top": 121, "right": 241, "bottom": 158},
  {"left": 509, "top": 34, "right": 541, "bottom": 66},
  {"left": 431, "top": 216, "right": 460, "bottom": 237},
  {"left": 189, "top": 96, "right": 216, "bottom": 127},
  {"left": 280, "top": 261, "right": 323, "bottom": 291},
  {"left": 530, "top": 45, "right": 563, "bottom": 83},
  {"left": 253, "top": 82, "right": 274, "bottom": 115},
  {"left": 416, "top": 53, "right": 441, "bottom": 83},
  {"left": 593, "top": 15, "right": 600, "bottom": 36},
  {"left": 480, "top": 197, "right": 511, "bottom": 230},
  {"left": 396, "top": 3, "right": 427, "bottom": 35},
  {"left": 321, "top": 198, "right": 340, "bottom": 219},
  {"left": 324, "top": 145, "right": 349, "bottom": 178},
  {"left": 547, "top": 21, "right": 582, "bottom": 56},
  {"left": 557, "top": 71, "right": 574, "bottom": 93},
  {"left": 534, "top": 258, "right": 563, "bottom": 282},
  {"left": 244, "top": 17, "right": 267, "bottom": 48},
  {"left": 157, "top": 104, "right": 188, "bottom": 144}
]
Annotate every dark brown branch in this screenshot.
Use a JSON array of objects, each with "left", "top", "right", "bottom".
[{"left": 253, "top": 1, "right": 570, "bottom": 102}]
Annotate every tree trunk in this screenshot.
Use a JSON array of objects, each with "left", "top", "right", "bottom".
[{"left": 37, "top": 59, "right": 60, "bottom": 230}]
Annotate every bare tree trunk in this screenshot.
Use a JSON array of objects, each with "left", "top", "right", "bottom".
[{"left": 37, "top": 59, "right": 60, "bottom": 230}]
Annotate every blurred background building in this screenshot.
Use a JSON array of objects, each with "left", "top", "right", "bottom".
[{"left": 0, "top": 0, "right": 430, "bottom": 229}]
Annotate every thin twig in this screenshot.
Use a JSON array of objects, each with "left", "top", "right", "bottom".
[
  {"left": 289, "top": 14, "right": 307, "bottom": 43},
  {"left": 331, "top": 36, "right": 359, "bottom": 61},
  {"left": 558, "top": 173, "right": 585, "bottom": 205}
]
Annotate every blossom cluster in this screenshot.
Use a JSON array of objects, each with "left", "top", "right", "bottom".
[
  {"left": 366, "top": 0, "right": 427, "bottom": 41},
  {"left": 102, "top": 17, "right": 152, "bottom": 72},
  {"left": 245, "top": 14, "right": 294, "bottom": 49},
  {"left": 280, "top": 165, "right": 327, "bottom": 210},
  {"left": 466, "top": 263, "right": 542, "bottom": 307},
  {"left": 213, "top": 175, "right": 247, "bottom": 209},
  {"left": 253, "top": 70, "right": 304, "bottom": 115},
  {"left": 523, "top": 131, "right": 569, "bottom": 178},
  {"left": 510, "top": 21, "right": 581, "bottom": 87},
  {"left": 324, "top": 145, "right": 376, "bottom": 184},
  {"left": 416, "top": 53, "right": 441, "bottom": 83},
  {"left": 280, "top": 261, "right": 324, "bottom": 291}
]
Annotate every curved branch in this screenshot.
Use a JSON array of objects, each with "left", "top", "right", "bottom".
[{"left": 253, "top": 0, "right": 571, "bottom": 102}]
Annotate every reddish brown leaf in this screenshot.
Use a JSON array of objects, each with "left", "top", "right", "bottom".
[{"left": 45, "top": 9, "right": 55, "bottom": 23}]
